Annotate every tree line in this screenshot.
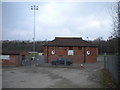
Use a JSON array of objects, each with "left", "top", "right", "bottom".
[
  {"left": 2, "top": 40, "right": 47, "bottom": 53},
  {"left": 91, "top": 36, "right": 119, "bottom": 55}
]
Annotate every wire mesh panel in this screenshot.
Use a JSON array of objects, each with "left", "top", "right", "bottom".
[
  {"left": 36, "top": 55, "right": 45, "bottom": 65},
  {"left": 104, "top": 55, "right": 119, "bottom": 85}
]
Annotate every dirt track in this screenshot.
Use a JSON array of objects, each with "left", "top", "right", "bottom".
[{"left": 2, "top": 59, "right": 103, "bottom": 88}]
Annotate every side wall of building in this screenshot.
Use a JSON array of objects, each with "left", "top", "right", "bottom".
[
  {"left": 85, "top": 47, "right": 98, "bottom": 63},
  {"left": 1, "top": 51, "right": 30, "bottom": 66},
  {"left": 2, "top": 55, "right": 21, "bottom": 66}
]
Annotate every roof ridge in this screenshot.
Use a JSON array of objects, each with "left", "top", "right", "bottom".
[
  {"left": 43, "top": 37, "right": 97, "bottom": 47},
  {"left": 55, "top": 37, "right": 82, "bottom": 39}
]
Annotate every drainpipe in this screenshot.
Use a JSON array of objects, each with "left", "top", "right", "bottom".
[
  {"left": 84, "top": 47, "right": 86, "bottom": 64},
  {"left": 46, "top": 46, "right": 49, "bottom": 63}
]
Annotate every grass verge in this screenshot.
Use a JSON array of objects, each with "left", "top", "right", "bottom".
[{"left": 100, "top": 69, "right": 117, "bottom": 88}]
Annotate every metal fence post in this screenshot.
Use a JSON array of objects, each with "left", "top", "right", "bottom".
[
  {"left": 64, "top": 58, "right": 66, "bottom": 67},
  {"left": 104, "top": 53, "right": 107, "bottom": 69},
  {"left": 116, "top": 54, "right": 119, "bottom": 87}
]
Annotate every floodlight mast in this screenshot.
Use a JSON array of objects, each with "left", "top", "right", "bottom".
[{"left": 31, "top": 5, "right": 38, "bottom": 52}]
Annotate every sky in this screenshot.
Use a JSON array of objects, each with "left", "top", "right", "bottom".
[{"left": 2, "top": 2, "right": 115, "bottom": 41}]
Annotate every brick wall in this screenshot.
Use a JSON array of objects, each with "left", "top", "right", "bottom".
[
  {"left": 44, "top": 46, "right": 98, "bottom": 63},
  {"left": 1, "top": 51, "right": 30, "bottom": 66},
  {"left": 85, "top": 47, "right": 98, "bottom": 63},
  {"left": 2, "top": 55, "right": 20, "bottom": 66}
]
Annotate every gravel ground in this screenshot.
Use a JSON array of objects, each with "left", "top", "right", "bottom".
[{"left": 2, "top": 58, "right": 104, "bottom": 88}]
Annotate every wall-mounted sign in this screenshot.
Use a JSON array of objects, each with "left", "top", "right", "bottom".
[
  {"left": 86, "top": 50, "right": 90, "bottom": 55},
  {"left": 0, "top": 55, "right": 10, "bottom": 60},
  {"left": 51, "top": 50, "right": 55, "bottom": 55},
  {"left": 68, "top": 50, "right": 74, "bottom": 56}
]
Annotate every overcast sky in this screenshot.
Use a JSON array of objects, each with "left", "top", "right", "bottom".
[{"left": 2, "top": 2, "right": 115, "bottom": 41}]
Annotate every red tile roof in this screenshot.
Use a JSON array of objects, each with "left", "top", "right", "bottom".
[{"left": 44, "top": 37, "right": 97, "bottom": 47}]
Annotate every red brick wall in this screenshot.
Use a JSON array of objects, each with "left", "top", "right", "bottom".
[
  {"left": 85, "top": 47, "right": 98, "bottom": 63},
  {"left": 44, "top": 46, "right": 98, "bottom": 64},
  {"left": 20, "top": 51, "right": 28, "bottom": 55},
  {"left": 1, "top": 51, "right": 30, "bottom": 66},
  {"left": 2, "top": 55, "right": 20, "bottom": 66}
]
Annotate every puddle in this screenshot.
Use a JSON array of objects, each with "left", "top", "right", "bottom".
[
  {"left": 10, "top": 72, "right": 15, "bottom": 73},
  {"left": 20, "top": 80, "right": 25, "bottom": 82}
]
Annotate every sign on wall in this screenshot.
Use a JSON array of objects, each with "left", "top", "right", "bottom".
[
  {"left": 51, "top": 50, "right": 55, "bottom": 55},
  {"left": 0, "top": 55, "right": 10, "bottom": 60},
  {"left": 68, "top": 50, "right": 74, "bottom": 56},
  {"left": 86, "top": 50, "right": 91, "bottom": 55}
]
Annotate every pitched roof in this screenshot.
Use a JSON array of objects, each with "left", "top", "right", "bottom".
[{"left": 44, "top": 37, "right": 97, "bottom": 47}]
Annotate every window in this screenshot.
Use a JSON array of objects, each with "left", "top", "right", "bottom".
[
  {"left": 69, "top": 47, "right": 73, "bottom": 50},
  {"left": 68, "top": 50, "right": 74, "bottom": 56},
  {"left": 78, "top": 47, "right": 82, "bottom": 50}
]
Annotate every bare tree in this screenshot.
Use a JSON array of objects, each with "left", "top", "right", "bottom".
[
  {"left": 118, "top": 1, "right": 120, "bottom": 37},
  {"left": 108, "top": 1, "right": 120, "bottom": 54},
  {"left": 111, "top": 1, "right": 120, "bottom": 38}
]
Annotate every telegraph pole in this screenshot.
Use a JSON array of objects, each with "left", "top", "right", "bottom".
[{"left": 31, "top": 5, "right": 38, "bottom": 52}]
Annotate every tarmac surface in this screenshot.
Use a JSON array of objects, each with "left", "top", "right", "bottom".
[{"left": 2, "top": 57, "right": 104, "bottom": 88}]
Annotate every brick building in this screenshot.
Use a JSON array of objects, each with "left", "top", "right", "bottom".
[
  {"left": 0, "top": 50, "right": 30, "bottom": 66},
  {"left": 44, "top": 37, "right": 98, "bottom": 64}
]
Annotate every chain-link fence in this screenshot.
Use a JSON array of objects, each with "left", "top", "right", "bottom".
[
  {"left": 22, "top": 55, "right": 46, "bottom": 66},
  {"left": 104, "top": 55, "right": 119, "bottom": 86}
]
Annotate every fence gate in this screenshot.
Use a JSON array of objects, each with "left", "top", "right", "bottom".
[
  {"left": 35, "top": 55, "right": 46, "bottom": 65},
  {"left": 21, "top": 55, "right": 46, "bottom": 66}
]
